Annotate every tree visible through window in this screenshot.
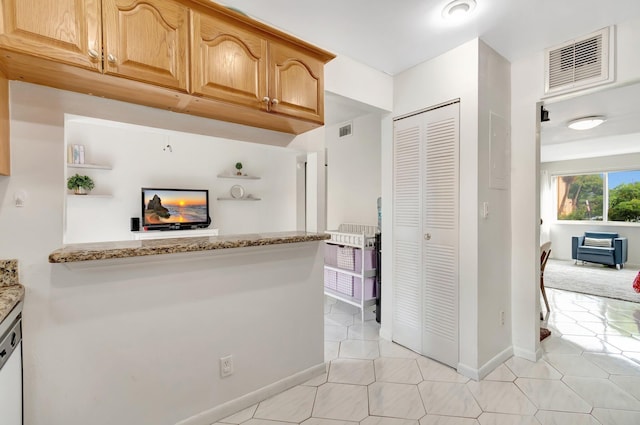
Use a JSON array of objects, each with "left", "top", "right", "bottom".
[
  {"left": 556, "top": 170, "right": 640, "bottom": 222},
  {"left": 557, "top": 174, "right": 603, "bottom": 221},
  {"left": 609, "top": 170, "right": 640, "bottom": 222}
]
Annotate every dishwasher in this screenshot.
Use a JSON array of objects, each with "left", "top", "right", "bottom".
[{"left": 0, "top": 304, "right": 22, "bottom": 425}]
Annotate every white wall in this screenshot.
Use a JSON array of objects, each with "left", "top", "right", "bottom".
[
  {"left": 541, "top": 153, "right": 640, "bottom": 266},
  {"left": 64, "top": 117, "right": 299, "bottom": 243},
  {"left": 511, "top": 15, "right": 640, "bottom": 360},
  {"left": 389, "top": 39, "right": 481, "bottom": 375},
  {"left": 325, "top": 112, "right": 382, "bottom": 230},
  {"left": 0, "top": 82, "right": 324, "bottom": 425},
  {"left": 325, "top": 55, "right": 394, "bottom": 112},
  {"left": 476, "top": 41, "right": 512, "bottom": 369}
]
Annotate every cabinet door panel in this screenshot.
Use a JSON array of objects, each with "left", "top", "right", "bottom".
[
  {"left": 0, "top": 0, "right": 101, "bottom": 70},
  {"left": 269, "top": 42, "right": 324, "bottom": 123},
  {"left": 103, "top": 0, "right": 188, "bottom": 91},
  {"left": 192, "top": 11, "right": 267, "bottom": 109}
]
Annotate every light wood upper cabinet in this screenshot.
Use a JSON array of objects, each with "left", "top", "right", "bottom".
[
  {"left": 191, "top": 10, "right": 267, "bottom": 110},
  {"left": 268, "top": 41, "right": 324, "bottom": 123},
  {"left": 191, "top": 10, "right": 328, "bottom": 124},
  {"left": 102, "top": 0, "right": 189, "bottom": 91},
  {"left": 0, "top": 71, "right": 9, "bottom": 176},
  {"left": 0, "top": 0, "right": 102, "bottom": 71}
]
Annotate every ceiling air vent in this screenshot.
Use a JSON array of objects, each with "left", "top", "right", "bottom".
[
  {"left": 544, "top": 27, "right": 614, "bottom": 95},
  {"left": 338, "top": 122, "right": 353, "bottom": 138}
]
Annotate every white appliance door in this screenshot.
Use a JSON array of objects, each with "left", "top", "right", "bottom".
[{"left": 0, "top": 340, "right": 22, "bottom": 425}]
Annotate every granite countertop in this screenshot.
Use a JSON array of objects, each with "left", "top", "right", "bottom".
[
  {"left": 49, "top": 231, "right": 331, "bottom": 263},
  {"left": 0, "top": 259, "right": 24, "bottom": 326}
]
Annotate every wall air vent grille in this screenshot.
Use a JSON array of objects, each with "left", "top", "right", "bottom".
[
  {"left": 339, "top": 122, "right": 353, "bottom": 138},
  {"left": 544, "top": 27, "right": 613, "bottom": 95}
]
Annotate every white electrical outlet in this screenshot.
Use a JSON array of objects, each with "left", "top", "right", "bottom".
[
  {"left": 500, "top": 311, "right": 505, "bottom": 326},
  {"left": 220, "top": 355, "right": 234, "bottom": 377}
]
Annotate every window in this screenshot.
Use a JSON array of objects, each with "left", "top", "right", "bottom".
[{"left": 556, "top": 170, "right": 640, "bottom": 223}]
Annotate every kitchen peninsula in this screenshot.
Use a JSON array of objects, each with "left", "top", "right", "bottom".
[{"left": 45, "top": 231, "right": 329, "bottom": 424}]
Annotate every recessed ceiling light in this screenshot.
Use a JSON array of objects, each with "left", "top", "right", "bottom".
[
  {"left": 442, "top": 0, "right": 477, "bottom": 19},
  {"left": 567, "top": 116, "right": 606, "bottom": 130}
]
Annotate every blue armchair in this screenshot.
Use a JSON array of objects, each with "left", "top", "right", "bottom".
[{"left": 572, "top": 231, "right": 628, "bottom": 269}]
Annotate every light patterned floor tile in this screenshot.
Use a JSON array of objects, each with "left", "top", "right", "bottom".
[
  {"left": 540, "top": 336, "right": 583, "bottom": 355},
  {"left": 378, "top": 339, "right": 421, "bottom": 359},
  {"left": 302, "top": 373, "right": 328, "bottom": 387},
  {"left": 548, "top": 322, "right": 596, "bottom": 336},
  {"left": 534, "top": 410, "right": 600, "bottom": 425},
  {"left": 477, "top": 413, "right": 541, "bottom": 425},
  {"left": 582, "top": 353, "right": 640, "bottom": 375},
  {"left": 417, "top": 356, "right": 469, "bottom": 383},
  {"left": 348, "top": 321, "right": 381, "bottom": 340},
  {"left": 330, "top": 301, "right": 361, "bottom": 316},
  {"left": 418, "top": 381, "right": 482, "bottom": 418},
  {"left": 254, "top": 385, "right": 316, "bottom": 423},
  {"left": 600, "top": 335, "right": 640, "bottom": 352},
  {"left": 301, "top": 418, "right": 358, "bottom": 425},
  {"left": 592, "top": 408, "right": 640, "bottom": 425},
  {"left": 609, "top": 375, "right": 640, "bottom": 401},
  {"left": 219, "top": 404, "right": 258, "bottom": 424},
  {"left": 339, "top": 339, "right": 380, "bottom": 360},
  {"left": 514, "top": 378, "right": 591, "bottom": 413},
  {"left": 542, "top": 353, "right": 609, "bottom": 378},
  {"left": 560, "top": 311, "right": 605, "bottom": 322},
  {"left": 240, "top": 419, "right": 297, "bottom": 425},
  {"left": 312, "top": 383, "right": 369, "bottom": 422},
  {"left": 369, "top": 382, "right": 426, "bottom": 419},
  {"left": 623, "top": 351, "right": 640, "bottom": 365},
  {"left": 419, "top": 415, "right": 479, "bottom": 425},
  {"left": 578, "top": 322, "right": 631, "bottom": 337},
  {"left": 560, "top": 335, "right": 621, "bottom": 354},
  {"left": 325, "top": 341, "right": 340, "bottom": 362},
  {"left": 325, "top": 312, "right": 355, "bottom": 327},
  {"left": 326, "top": 324, "right": 349, "bottom": 342},
  {"left": 483, "top": 364, "right": 516, "bottom": 382},
  {"left": 374, "top": 357, "right": 422, "bottom": 384},
  {"left": 328, "top": 358, "right": 375, "bottom": 385},
  {"left": 364, "top": 416, "right": 419, "bottom": 425},
  {"left": 505, "top": 357, "right": 561, "bottom": 379},
  {"left": 563, "top": 376, "right": 640, "bottom": 411},
  {"left": 466, "top": 381, "right": 537, "bottom": 415}
]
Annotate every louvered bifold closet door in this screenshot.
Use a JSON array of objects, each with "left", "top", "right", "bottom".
[
  {"left": 422, "top": 102, "right": 459, "bottom": 368},
  {"left": 392, "top": 116, "right": 422, "bottom": 352}
]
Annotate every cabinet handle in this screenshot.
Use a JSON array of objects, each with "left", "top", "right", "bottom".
[
  {"left": 271, "top": 98, "right": 279, "bottom": 106},
  {"left": 88, "top": 49, "right": 99, "bottom": 60},
  {"left": 262, "top": 96, "right": 270, "bottom": 103},
  {"left": 107, "top": 53, "right": 117, "bottom": 64}
]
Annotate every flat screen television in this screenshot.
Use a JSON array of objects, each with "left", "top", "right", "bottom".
[{"left": 141, "top": 188, "right": 211, "bottom": 231}]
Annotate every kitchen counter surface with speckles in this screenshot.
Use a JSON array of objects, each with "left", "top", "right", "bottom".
[
  {"left": 49, "top": 231, "right": 330, "bottom": 263},
  {"left": 0, "top": 259, "right": 24, "bottom": 327}
]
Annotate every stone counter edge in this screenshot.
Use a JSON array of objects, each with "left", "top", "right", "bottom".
[{"left": 49, "top": 232, "right": 331, "bottom": 264}]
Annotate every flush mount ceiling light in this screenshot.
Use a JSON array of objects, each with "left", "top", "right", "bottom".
[
  {"left": 567, "top": 116, "right": 606, "bottom": 130},
  {"left": 442, "top": 0, "right": 477, "bottom": 19}
]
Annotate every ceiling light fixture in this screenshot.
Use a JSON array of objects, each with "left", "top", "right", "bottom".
[
  {"left": 442, "top": 0, "right": 477, "bottom": 19},
  {"left": 567, "top": 116, "right": 606, "bottom": 130}
]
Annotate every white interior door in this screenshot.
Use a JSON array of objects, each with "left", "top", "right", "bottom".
[
  {"left": 392, "top": 116, "right": 422, "bottom": 352},
  {"left": 392, "top": 102, "right": 459, "bottom": 367},
  {"left": 421, "top": 103, "right": 459, "bottom": 368}
]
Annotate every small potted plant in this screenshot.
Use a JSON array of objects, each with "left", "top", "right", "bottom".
[
  {"left": 235, "top": 162, "right": 243, "bottom": 176},
  {"left": 67, "top": 173, "right": 95, "bottom": 195}
]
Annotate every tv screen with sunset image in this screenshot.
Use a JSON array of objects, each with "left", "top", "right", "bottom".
[{"left": 142, "top": 188, "right": 209, "bottom": 229}]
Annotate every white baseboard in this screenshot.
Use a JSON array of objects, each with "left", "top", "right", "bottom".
[
  {"left": 513, "top": 344, "right": 541, "bottom": 362},
  {"left": 176, "top": 363, "right": 327, "bottom": 425},
  {"left": 457, "top": 346, "right": 513, "bottom": 381}
]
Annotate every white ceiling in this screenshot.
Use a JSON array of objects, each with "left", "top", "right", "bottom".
[{"left": 220, "top": 0, "right": 640, "bottom": 160}]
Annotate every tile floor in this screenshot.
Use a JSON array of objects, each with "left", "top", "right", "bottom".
[{"left": 217, "top": 288, "right": 640, "bottom": 425}]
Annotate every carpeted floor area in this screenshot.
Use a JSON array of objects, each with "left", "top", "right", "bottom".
[{"left": 545, "top": 259, "right": 640, "bottom": 303}]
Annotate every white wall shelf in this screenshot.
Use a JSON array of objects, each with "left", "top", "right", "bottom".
[
  {"left": 217, "top": 197, "right": 261, "bottom": 201},
  {"left": 217, "top": 174, "right": 261, "bottom": 180},
  {"left": 67, "top": 163, "right": 112, "bottom": 170}
]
